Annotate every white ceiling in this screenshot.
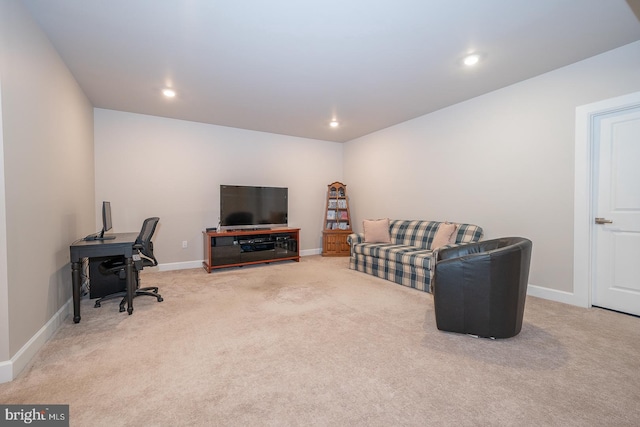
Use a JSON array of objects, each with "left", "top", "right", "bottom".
[{"left": 23, "top": 0, "right": 640, "bottom": 142}]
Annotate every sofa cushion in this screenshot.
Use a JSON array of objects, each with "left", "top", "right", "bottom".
[
  {"left": 388, "top": 220, "right": 440, "bottom": 249},
  {"left": 349, "top": 253, "right": 432, "bottom": 292},
  {"left": 352, "top": 243, "right": 433, "bottom": 270},
  {"left": 431, "top": 222, "right": 458, "bottom": 249},
  {"left": 363, "top": 218, "right": 391, "bottom": 243}
]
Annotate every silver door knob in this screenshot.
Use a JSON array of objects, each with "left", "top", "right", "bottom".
[{"left": 595, "top": 217, "right": 613, "bottom": 224}]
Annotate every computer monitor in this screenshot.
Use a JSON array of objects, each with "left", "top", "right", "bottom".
[
  {"left": 85, "top": 201, "right": 116, "bottom": 240},
  {"left": 98, "top": 201, "right": 114, "bottom": 239}
]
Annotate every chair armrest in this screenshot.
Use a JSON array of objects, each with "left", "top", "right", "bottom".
[
  {"left": 436, "top": 239, "right": 503, "bottom": 262},
  {"left": 132, "top": 252, "right": 144, "bottom": 271},
  {"left": 436, "top": 237, "right": 531, "bottom": 264},
  {"left": 432, "top": 240, "right": 483, "bottom": 264}
]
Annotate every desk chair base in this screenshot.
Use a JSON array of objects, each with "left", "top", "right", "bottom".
[
  {"left": 94, "top": 286, "right": 163, "bottom": 312},
  {"left": 94, "top": 291, "right": 127, "bottom": 312}
]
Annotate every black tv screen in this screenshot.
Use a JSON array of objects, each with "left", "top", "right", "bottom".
[{"left": 220, "top": 185, "right": 288, "bottom": 230}]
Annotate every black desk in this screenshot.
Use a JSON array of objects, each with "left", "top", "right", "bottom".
[{"left": 70, "top": 232, "right": 138, "bottom": 323}]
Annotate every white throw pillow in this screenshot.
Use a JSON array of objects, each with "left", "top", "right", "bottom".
[
  {"left": 363, "top": 218, "right": 391, "bottom": 243},
  {"left": 431, "top": 222, "right": 458, "bottom": 249}
]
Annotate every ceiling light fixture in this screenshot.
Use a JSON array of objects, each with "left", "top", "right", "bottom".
[
  {"left": 330, "top": 120, "right": 339, "bottom": 128},
  {"left": 463, "top": 53, "right": 481, "bottom": 66},
  {"left": 162, "top": 88, "right": 176, "bottom": 98}
]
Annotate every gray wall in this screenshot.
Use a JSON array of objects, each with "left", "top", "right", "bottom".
[
  {"left": 94, "top": 109, "right": 344, "bottom": 266},
  {"left": 0, "top": 0, "right": 94, "bottom": 377},
  {"left": 343, "top": 41, "right": 640, "bottom": 301}
]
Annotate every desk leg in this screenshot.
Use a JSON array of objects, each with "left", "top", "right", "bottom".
[
  {"left": 126, "top": 257, "right": 134, "bottom": 315},
  {"left": 72, "top": 261, "right": 82, "bottom": 323}
]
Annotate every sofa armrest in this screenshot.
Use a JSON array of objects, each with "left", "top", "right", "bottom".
[
  {"left": 347, "top": 233, "right": 364, "bottom": 246},
  {"left": 347, "top": 233, "right": 363, "bottom": 256}
]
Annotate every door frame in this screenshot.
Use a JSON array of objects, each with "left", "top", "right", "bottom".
[{"left": 574, "top": 91, "right": 640, "bottom": 308}]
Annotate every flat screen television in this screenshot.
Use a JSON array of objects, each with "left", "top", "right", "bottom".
[{"left": 220, "top": 185, "right": 288, "bottom": 230}]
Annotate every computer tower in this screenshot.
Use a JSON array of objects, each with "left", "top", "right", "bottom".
[{"left": 88, "top": 256, "right": 126, "bottom": 299}]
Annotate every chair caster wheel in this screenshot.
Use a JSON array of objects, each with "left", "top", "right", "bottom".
[
  {"left": 158, "top": 297, "right": 164, "bottom": 302},
  {"left": 94, "top": 302, "right": 101, "bottom": 308},
  {"left": 119, "top": 306, "right": 126, "bottom": 312}
]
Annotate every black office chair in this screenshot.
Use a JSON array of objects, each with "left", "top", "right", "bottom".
[{"left": 94, "top": 217, "right": 163, "bottom": 312}]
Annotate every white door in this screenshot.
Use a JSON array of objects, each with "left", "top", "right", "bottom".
[{"left": 592, "top": 107, "right": 640, "bottom": 316}]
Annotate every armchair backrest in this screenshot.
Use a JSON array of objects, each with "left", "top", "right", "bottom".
[
  {"left": 436, "top": 236, "right": 530, "bottom": 262},
  {"left": 134, "top": 217, "right": 160, "bottom": 267}
]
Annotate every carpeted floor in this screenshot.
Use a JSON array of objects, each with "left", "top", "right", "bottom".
[{"left": 1, "top": 256, "right": 639, "bottom": 426}]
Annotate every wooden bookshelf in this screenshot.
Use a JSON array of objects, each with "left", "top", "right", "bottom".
[{"left": 322, "top": 182, "right": 352, "bottom": 256}]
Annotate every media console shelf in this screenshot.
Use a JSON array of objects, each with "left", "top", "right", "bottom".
[{"left": 203, "top": 227, "right": 300, "bottom": 273}]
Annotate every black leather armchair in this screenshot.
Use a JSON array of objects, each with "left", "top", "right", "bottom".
[{"left": 432, "top": 237, "right": 532, "bottom": 338}]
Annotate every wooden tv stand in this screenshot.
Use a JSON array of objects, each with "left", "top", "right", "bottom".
[{"left": 203, "top": 227, "right": 300, "bottom": 273}]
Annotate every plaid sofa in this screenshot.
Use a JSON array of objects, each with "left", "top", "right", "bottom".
[{"left": 347, "top": 220, "right": 483, "bottom": 293}]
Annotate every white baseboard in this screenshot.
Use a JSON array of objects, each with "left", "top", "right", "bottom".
[
  {"left": 301, "top": 248, "right": 322, "bottom": 256},
  {"left": 156, "top": 260, "right": 204, "bottom": 272},
  {"left": 0, "top": 359, "right": 10, "bottom": 384},
  {"left": 527, "top": 283, "right": 588, "bottom": 308},
  {"left": 0, "top": 299, "right": 71, "bottom": 384}
]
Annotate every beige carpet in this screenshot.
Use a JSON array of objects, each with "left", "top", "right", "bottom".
[{"left": 1, "top": 256, "right": 639, "bottom": 426}]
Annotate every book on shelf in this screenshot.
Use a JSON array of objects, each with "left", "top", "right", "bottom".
[
  {"left": 339, "top": 210, "right": 348, "bottom": 220},
  {"left": 327, "top": 210, "right": 336, "bottom": 220},
  {"left": 328, "top": 200, "right": 337, "bottom": 209},
  {"left": 338, "top": 199, "right": 347, "bottom": 209}
]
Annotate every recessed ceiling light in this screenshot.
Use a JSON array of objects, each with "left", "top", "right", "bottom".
[
  {"left": 463, "top": 53, "right": 481, "bottom": 66},
  {"left": 330, "top": 120, "right": 339, "bottom": 128},
  {"left": 162, "top": 88, "right": 176, "bottom": 98}
]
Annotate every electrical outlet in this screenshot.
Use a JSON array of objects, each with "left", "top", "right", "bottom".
[{"left": 182, "top": 240, "right": 188, "bottom": 249}]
